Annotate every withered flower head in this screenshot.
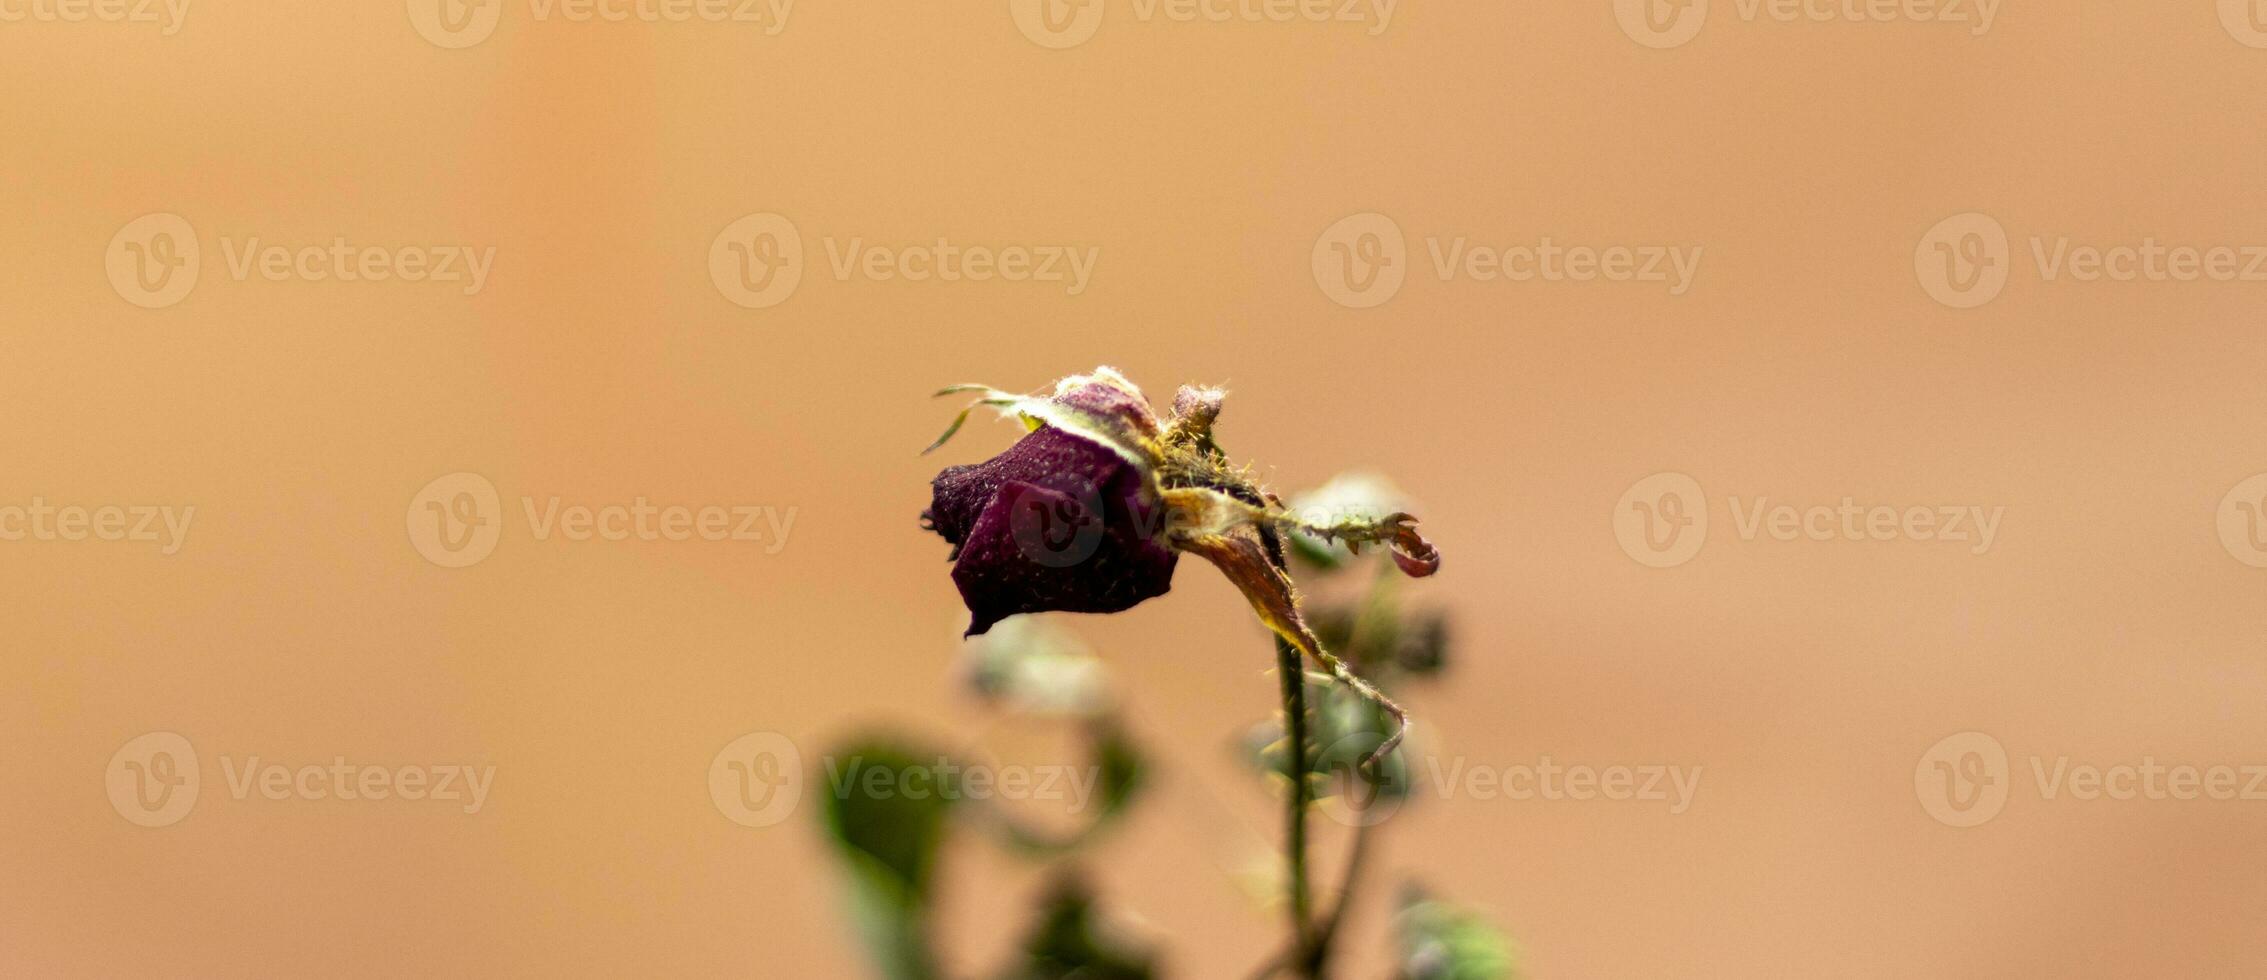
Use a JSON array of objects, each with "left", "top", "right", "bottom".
[{"left": 921, "top": 367, "right": 1441, "bottom": 763}]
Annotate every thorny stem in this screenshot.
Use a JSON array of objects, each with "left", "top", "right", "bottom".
[
  {"left": 1259, "top": 561, "right": 1398, "bottom": 979},
  {"left": 1303, "top": 559, "right": 1397, "bottom": 972},
  {"left": 1274, "top": 634, "right": 1315, "bottom": 974},
  {"left": 1305, "top": 817, "right": 1374, "bottom": 972},
  {"left": 1250, "top": 695, "right": 1381, "bottom": 980}
]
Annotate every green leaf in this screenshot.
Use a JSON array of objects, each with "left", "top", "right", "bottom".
[
  {"left": 1309, "top": 591, "right": 1452, "bottom": 681},
  {"left": 996, "top": 872, "right": 1157, "bottom": 980},
  {"left": 1393, "top": 887, "right": 1519, "bottom": 980},
  {"left": 1313, "top": 684, "right": 1414, "bottom": 802},
  {"left": 1285, "top": 472, "right": 1415, "bottom": 569},
  {"left": 1244, "top": 679, "right": 1416, "bottom": 807},
  {"left": 1287, "top": 525, "right": 1350, "bottom": 571},
  {"left": 820, "top": 737, "right": 959, "bottom": 980},
  {"left": 1391, "top": 610, "right": 1451, "bottom": 676},
  {"left": 1089, "top": 721, "right": 1145, "bottom": 817}
]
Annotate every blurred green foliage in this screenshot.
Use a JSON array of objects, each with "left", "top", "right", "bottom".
[
  {"left": 821, "top": 473, "right": 1507, "bottom": 977},
  {"left": 823, "top": 739, "right": 960, "bottom": 980},
  {"left": 997, "top": 873, "right": 1159, "bottom": 980},
  {"left": 1393, "top": 889, "right": 1519, "bottom": 980}
]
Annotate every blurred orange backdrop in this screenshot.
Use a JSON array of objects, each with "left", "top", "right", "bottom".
[{"left": 7, "top": 2, "right": 2267, "bottom": 977}]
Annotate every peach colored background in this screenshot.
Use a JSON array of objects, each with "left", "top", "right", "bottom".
[{"left": 8, "top": 2, "right": 2267, "bottom": 977}]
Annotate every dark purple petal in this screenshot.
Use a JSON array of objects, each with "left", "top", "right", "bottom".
[
  {"left": 1055, "top": 376, "right": 1160, "bottom": 439},
  {"left": 949, "top": 477, "right": 1177, "bottom": 636},
  {"left": 927, "top": 426, "right": 1121, "bottom": 554},
  {"left": 925, "top": 423, "right": 1177, "bottom": 637}
]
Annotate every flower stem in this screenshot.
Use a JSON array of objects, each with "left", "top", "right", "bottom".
[
  {"left": 1305, "top": 818, "right": 1372, "bottom": 972},
  {"left": 1274, "top": 634, "right": 1316, "bottom": 975}
]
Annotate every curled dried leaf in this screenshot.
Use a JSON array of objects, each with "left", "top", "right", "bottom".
[{"left": 1173, "top": 524, "right": 1408, "bottom": 768}]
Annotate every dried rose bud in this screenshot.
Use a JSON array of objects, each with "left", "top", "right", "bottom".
[
  {"left": 921, "top": 367, "right": 1444, "bottom": 765},
  {"left": 922, "top": 371, "right": 1178, "bottom": 638}
]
